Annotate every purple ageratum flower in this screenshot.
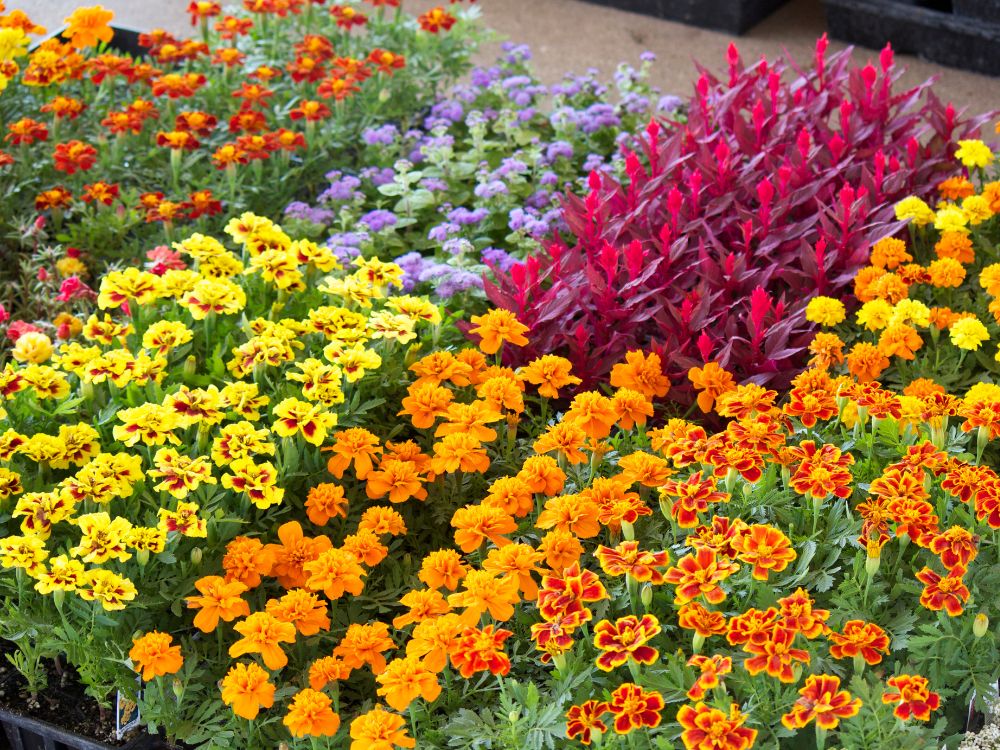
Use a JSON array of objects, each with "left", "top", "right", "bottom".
[
  {"left": 640, "top": 51, "right": 657, "bottom": 63},
  {"left": 359, "top": 166, "right": 396, "bottom": 187},
  {"left": 657, "top": 94, "right": 683, "bottom": 112},
  {"left": 539, "top": 171, "right": 559, "bottom": 187},
  {"left": 284, "top": 201, "right": 335, "bottom": 225},
  {"left": 579, "top": 103, "right": 620, "bottom": 134},
  {"left": 500, "top": 42, "right": 532, "bottom": 64},
  {"left": 481, "top": 247, "right": 517, "bottom": 272},
  {"left": 621, "top": 91, "right": 651, "bottom": 114},
  {"left": 428, "top": 99, "right": 465, "bottom": 124},
  {"left": 428, "top": 222, "right": 460, "bottom": 242},
  {"left": 527, "top": 189, "right": 552, "bottom": 210},
  {"left": 544, "top": 141, "right": 574, "bottom": 164},
  {"left": 442, "top": 238, "right": 474, "bottom": 256},
  {"left": 362, "top": 124, "right": 399, "bottom": 146},
  {"left": 447, "top": 206, "right": 489, "bottom": 225},
  {"left": 358, "top": 209, "right": 397, "bottom": 233},
  {"left": 474, "top": 180, "right": 508, "bottom": 199},
  {"left": 470, "top": 66, "right": 502, "bottom": 89},
  {"left": 582, "top": 153, "right": 607, "bottom": 173},
  {"left": 434, "top": 267, "right": 483, "bottom": 299},
  {"left": 318, "top": 171, "right": 363, "bottom": 204},
  {"left": 420, "top": 177, "right": 449, "bottom": 192},
  {"left": 326, "top": 231, "right": 368, "bottom": 263},
  {"left": 395, "top": 251, "right": 426, "bottom": 292},
  {"left": 495, "top": 157, "right": 528, "bottom": 179}
]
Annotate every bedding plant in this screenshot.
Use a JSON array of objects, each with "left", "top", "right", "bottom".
[
  {"left": 803, "top": 137, "right": 1000, "bottom": 397},
  {"left": 3, "top": 208, "right": 999, "bottom": 747},
  {"left": 0, "top": 0, "right": 482, "bottom": 319},
  {"left": 281, "top": 43, "right": 680, "bottom": 305},
  {"left": 486, "top": 36, "right": 992, "bottom": 413}
]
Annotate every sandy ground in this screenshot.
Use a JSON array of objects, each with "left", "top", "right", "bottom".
[{"left": 19, "top": 0, "right": 1000, "bottom": 115}]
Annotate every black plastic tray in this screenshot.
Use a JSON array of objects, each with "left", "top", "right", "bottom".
[
  {"left": 573, "top": 0, "right": 789, "bottom": 34},
  {"left": 0, "top": 706, "right": 159, "bottom": 750}
]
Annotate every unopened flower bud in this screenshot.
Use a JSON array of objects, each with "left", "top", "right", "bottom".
[
  {"left": 621, "top": 520, "right": 634, "bottom": 541},
  {"left": 136, "top": 549, "right": 150, "bottom": 567},
  {"left": 508, "top": 709, "right": 520, "bottom": 723},
  {"left": 183, "top": 355, "right": 197, "bottom": 379},
  {"left": 640, "top": 584, "right": 653, "bottom": 609},
  {"left": 865, "top": 542, "right": 881, "bottom": 579},
  {"left": 190, "top": 547, "right": 202, "bottom": 566},
  {"left": 692, "top": 632, "right": 705, "bottom": 655},
  {"left": 172, "top": 678, "right": 184, "bottom": 701},
  {"left": 974, "top": 613, "right": 989, "bottom": 638},
  {"left": 52, "top": 589, "right": 65, "bottom": 611}
]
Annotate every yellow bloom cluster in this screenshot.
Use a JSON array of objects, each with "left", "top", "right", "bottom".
[{"left": 0, "top": 213, "right": 441, "bottom": 611}]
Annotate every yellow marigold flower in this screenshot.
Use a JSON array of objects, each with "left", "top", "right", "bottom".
[
  {"left": 0, "top": 534, "right": 48, "bottom": 575},
  {"left": 469, "top": 309, "right": 530, "bottom": 355},
  {"left": 324, "top": 342, "right": 381, "bottom": 382},
  {"left": 367, "top": 310, "right": 416, "bottom": 344},
  {"left": 385, "top": 295, "right": 441, "bottom": 325},
  {"left": 158, "top": 501, "right": 208, "bottom": 537},
  {"left": 894, "top": 196, "right": 935, "bottom": 226},
  {"left": 950, "top": 316, "right": 989, "bottom": 351},
  {"left": 13, "top": 490, "right": 74, "bottom": 538},
  {"left": 56, "top": 256, "right": 87, "bottom": 277},
  {"left": 113, "top": 404, "right": 181, "bottom": 447},
  {"left": 97, "top": 267, "right": 164, "bottom": 309},
  {"left": 272, "top": 397, "right": 337, "bottom": 446},
  {"left": 148, "top": 448, "right": 216, "bottom": 499},
  {"left": 12, "top": 332, "right": 53, "bottom": 364},
  {"left": 33, "top": 554, "right": 86, "bottom": 594},
  {"left": 142, "top": 320, "right": 193, "bottom": 355},
  {"left": 955, "top": 139, "right": 994, "bottom": 170},
  {"left": 126, "top": 526, "right": 167, "bottom": 554},
  {"left": 179, "top": 278, "right": 246, "bottom": 320},
  {"left": 890, "top": 299, "right": 931, "bottom": 329},
  {"left": 221, "top": 381, "right": 270, "bottom": 421},
  {"left": 22, "top": 365, "right": 71, "bottom": 400},
  {"left": 212, "top": 421, "right": 274, "bottom": 466},
  {"left": 78, "top": 569, "right": 137, "bottom": 611},
  {"left": 72, "top": 511, "right": 132, "bottom": 564},
  {"left": 934, "top": 205, "right": 969, "bottom": 235},
  {"left": 962, "top": 195, "right": 993, "bottom": 225},
  {"left": 0, "top": 27, "right": 30, "bottom": 63},
  {"left": 805, "top": 296, "right": 846, "bottom": 326},
  {"left": 221, "top": 458, "right": 284, "bottom": 509}
]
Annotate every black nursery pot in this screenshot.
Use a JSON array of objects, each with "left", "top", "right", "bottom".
[
  {"left": 574, "top": 0, "right": 789, "bottom": 35},
  {"left": 30, "top": 25, "right": 151, "bottom": 57},
  {"left": 824, "top": 0, "right": 1000, "bottom": 76},
  {"left": 0, "top": 706, "right": 159, "bottom": 750}
]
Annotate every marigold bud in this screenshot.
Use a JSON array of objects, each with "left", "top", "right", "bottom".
[
  {"left": 974, "top": 613, "right": 990, "bottom": 638},
  {"left": 190, "top": 547, "right": 202, "bottom": 566},
  {"left": 640, "top": 584, "right": 653, "bottom": 609}
]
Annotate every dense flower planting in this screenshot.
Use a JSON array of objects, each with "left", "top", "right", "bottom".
[
  {"left": 283, "top": 44, "right": 678, "bottom": 303},
  {"left": 0, "top": 1, "right": 480, "bottom": 318},
  {"left": 487, "top": 37, "right": 990, "bottom": 410}
]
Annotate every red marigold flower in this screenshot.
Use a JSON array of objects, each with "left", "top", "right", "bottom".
[
  {"left": 537, "top": 562, "right": 607, "bottom": 622},
  {"left": 188, "top": 1, "right": 222, "bottom": 23},
  {"left": 607, "top": 683, "right": 663, "bottom": 734},
  {"left": 449, "top": 624, "right": 512, "bottom": 678},
  {"left": 659, "top": 473, "right": 729, "bottom": 529},
  {"left": 156, "top": 130, "right": 200, "bottom": 150},
  {"left": 565, "top": 700, "right": 609, "bottom": 746},
  {"left": 743, "top": 626, "right": 810, "bottom": 683},
  {"left": 150, "top": 72, "right": 207, "bottom": 98},
  {"left": 781, "top": 674, "right": 861, "bottom": 730},
  {"left": 593, "top": 614, "right": 660, "bottom": 671},
  {"left": 677, "top": 702, "right": 756, "bottom": 750},
  {"left": 81, "top": 181, "right": 119, "bottom": 206},
  {"left": 187, "top": 189, "right": 222, "bottom": 220},
  {"left": 530, "top": 610, "right": 584, "bottom": 663},
  {"left": 593, "top": 541, "right": 669, "bottom": 583},
  {"left": 685, "top": 654, "right": 732, "bottom": 701},
  {"left": 289, "top": 100, "right": 332, "bottom": 122},
  {"left": 787, "top": 440, "right": 854, "bottom": 499},
  {"left": 732, "top": 524, "right": 796, "bottom": 581},
  {"left": 828, "top": 619, "right": 890, "bottom": 665},
  {"left": 52, "top": 140, "right": 97, "bottom": 174},
  {"left": 418, "top": 6, "right": 456, "bottom": 32},
  {"left": 663, "top": 547, "right": 738, "bottom": 605},
  {"left": 688, "top": 515, "right": 748, "bottom": 559},
  {"left": 777, "top": 587, "right": 829, "bottom": 638},
  {"left": 368, "top": 48, "right": 405, "bottom": 74},
  {"left": 214, "top": 14, "right": 253, "bottom": 38},
  {"left": 928, "top": 525, "right": 979, "bottom": 570},
  {"left": 330, "top": 4, "right": 368, "bottom": 27},
  {"left": 35, "top": 186, "right": 74, "bottom": 211},
  {"left": 915, "top": 566, "right": 969, "bottom": 616},
  {"left": 677, "top": 602, "right": 728, "bottom": 640},
  {"left": 6, "top": 118, "right": 49, "bottom": 145},
  {"left": 783, "top": 386, "right": 838, "bottom": 428},
  {"left": 882, "top": 674, "right": 941, "bottom": 722},
  {"left": 175, "top": 110, "right": 217, "bottom": 135}
]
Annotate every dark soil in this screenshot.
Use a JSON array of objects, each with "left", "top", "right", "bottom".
[{"left": 0, "top": 639, "right": 142, "bottom": 747}]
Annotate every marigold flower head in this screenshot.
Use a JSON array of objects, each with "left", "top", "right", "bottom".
[
  {"left": 129, "top": 631, "right": 182, "bottom": 681},
  {"left": 593, "top": 614, "right": 660, "bottom": 671},
  {"left": 663, "top": 547, "right": 738, "bottom": 605},
  {"left": 229, "top": 611, "right": 296, "bottom": 670},
  {"left": 63, "top": 5, "right": 114, "bottom": 49},
  {"left": 334, "top": 621, "right": 395, "bottom": 673},
  {"left": 828, "top": 619, "right": 890, "bottom": 665},
  {"left": 607, "top": 683, "right": 663, "bottom": 734},
  {"left": 915, "top": 566, "right": 969, "bottom": 616},
  {"left": 781, "top": 674, "right": 861, "bottom": 730},
  {"left": 468, "top": 309, "right": 529, "bottom": 354},
  {"left": 376, "top": 655, "right": 441, "bottom": 712},
  {"left": 349, "top": 706, "right": 416, "bottom": 749},
  {"left": 284, "top": 688, "right": 340, "bottom": 738},
  {"left": 565, "top": 700, "right": 609, "bottom": 746},
  {"left": 677, "top": 702, "right": 756, "bottom": 750},
  {"left": 221, "top": 662, "right": 275, "bottom": 720},
  {"left": 805, "top": 296, "right": 846, "bottom": 326},
  {"left": 450, "top": 624, "right": 512, "bottom": 678},
  {"left": 685, "top": 654, "right": 733, "bottom": 701},
  {"left": 186, "top": 575, "right": 250, "bottom": 632},
  {"left": 732, "top": 524, "right": 796, "bottom": 581},
  {"left": 882, "top": 674, "right": 941, "bottom": 721}
]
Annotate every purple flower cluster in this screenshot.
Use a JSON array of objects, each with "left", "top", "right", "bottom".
[
  {"left": 395, "top": 251, "right": 483, "bottom": 297},
  {"left": 318, "top": 171, "right": 363, "bottom": 204},
  {"left": 284, "top": 201, "right": 335, "bottom": 225}
]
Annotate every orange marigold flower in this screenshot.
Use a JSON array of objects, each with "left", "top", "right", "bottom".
[
  {"left": 565, "top": 700, "right": 609, "bottom": 746},
  {"left": 565, "top": 391, "right": 619, "bottom": 440},
  {"left": 828, "top": 620, "right": 890, "bottom": 665},
  {"left": 447, "top": 569, "right": 520, "bottom": 625},
  {"left": 451, "top": 503, "right": 517, "bottom": 552},
  {"left": 610, "top": 350, "right": 670, "bottom": 399},
  {"left": 407, "top": 613, "right": 463, "bottom": 672},
  {"left": 221, "top": 662, "right": 275, "bottom": 720},
  {"left": 663, "top": 547, "right": 738, "bottom": 605},
  {"left": 376, "top": 655, "right": 441, "bottom": 712},
  {"left": 935, "top": 231, "right": 974, "bottom": 263},
  {"left": 304, "top": 547, "right": 366, "bottom": 600},
  {"left": 436, "top": 400, "right": 502, "bottom": 443},
  {"left": 432, "top": 433, "right": 489, "bottom": 474},
  {"left": 305, "top": 482, "right": 348, "bottom": 526},
  {"left": 266, "top": 588, "right": 331, "bottom": 636},
  {"left": 222, "top": 535, "right": 274, "bottom": 589},
  {"left": 6, "top": 118, "right": 48, "bottom": 145},
  {"left": 358, "top": 506, "right": 407, "bottom": 537},
  {"left": 688, "top": 362, "right": 736, "bottom": 414},
  {"left": 326, "top": 427, "right": 381, "bottom": 479},
  {"left": 365, "top": 459, "right": 427, "bottom": 503},
  {"left": 593, "top": 614, "right": 660, "bottom": 671},
  {"left": 877, "top": 322, "right": 922, "bottom": 360},
  {"left": 685, "top": 654, "right": 732, "bottom": 701},
  {"left": 517, "top": 454, "right": 566, "bottom": 495},
  {"left": 450, "top": 624, "right": 512, "bottom": 678},
  {"left": 531, "top": 610, "right": 585, "bottom": 663},
  {"left": 229, "top": 611, "right": 296, "bottom": 670},
  {"left": 129, "top": 631, "right": 183, "bottom": 681},
  {"left": 732, "top": 524, "right": 796, "bottom": 581},
  {"left": 81, "top": 181, "right": 119, "bottom": 206},
  {"left": 334, "top": 621, "right": 395, "bottom": 673},
  {"left": 63, "top": 5, "right": 114, "bottom": 49},
  {"left": 743, "top": 626, "right": 810, "bottom": 683},
  {"left": 869, "top": 237, "right": 912, "bottom": 270},
  {"left": 35, "top": 186, "right": 74, "bottom": 212},
  {"left": 519, "top": 354, "right": 581, "bottom": 398},
  {"left": 418, "top": 548, "right": 466, "bottom": 591},
  {"left": 468, "top": 309, "right": 529, "bottom": 354},
  {"left": 617, "top": 451, "right": 673, "bottom": 487},
  {"left": 781, "top": 674, "right": 860, "bottom": 730},
  {"left": 882, "top": 674, "right": 941, "bottom": 722},
  {"left": 537, "top": 493, "right": 601, "bottom": 538},
  {"left": 688, "top": 516, "right": 748, "bottom": 559},
  {"left": 266, "top": 521, "right": 332, "bottom": 589},
  {"left": 483, "top": 542, "right": 544, "bottom": 599},
  {"left": 612, "top": 388, "right": 654, "bottom": 430},
  {"left": 284, "top": 688, "right": 340, "bottom": 738},
  {"left": 185, "top": 575, "right": 249, "bottom": 632},
  {"left": 846, "top": 341, "right": 889, "bottom": 383},
  {"left": 594, "top": 540, "right": 670, "bottom": 583},
  {"left": 349, "top": 706, "right": 416, "bottom": 749},
  {"left": 537, "top": 529, "right": 584, "bottom": 571},
  {"left": 398, "top": 381, "right": 453, "bottom": 428},
  {"left": 410, "top": 350, "right": 474, "bottom": 387},
  {"left": 787, "top": 440, "right": 854, "bottom": 500},
  {"left": 915, "top": 566, "right": 969, "bottom": 616},
  {"left": 677, "top": 702, "right": 756, "bottom": 750},
  {"left": 392, "top": 588, "right": 450, "bottom": 629},
  {"left": 308, "top": 655, "right": 352, "bottom": 691},
  {"left": 607, "top": 683, "right": 663, "bottom": 734},
  {"left": 532, "top": 421, "right": 589, "bottom": 464},
  {"left": 784, "top": 386, "right": 838, "bottom": 428}
]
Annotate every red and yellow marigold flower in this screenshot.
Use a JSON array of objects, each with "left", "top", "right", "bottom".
[
  {"left": 663, "top": 547, "right": 738, "bottom": 605},
  {"left": 732, "top": 524, "right": 796, "bottom": 581},
  {"left": 882, "top": 674, "right": 941, "bottom": 722},
  {"left": 686, "top": 654, "right": 732, "bottom": 701},
  {"left": 781, "top": 674, "right": 861, "bottom": 730},
  {"left": 915, "top": 566, "right": 969, "bottom": 616},
  {"left": 565, "top": 700, "right": 609, "bottom": 746},
  {"left": 742, "top": 626, "right": 810, "bottom": 683},
  {"left": 828, "top": 620, "right": 890, "bottom": 665},
  {"left": 607, "top": 683, "right": 663, "bottom": 734},
  {"left": 593, "top": 614, "right": 661, "bottom": 671},
  {"left": 677, "top": 702, "right": 756, "bottom": 750},
  {"left": 594, "top": 541, "right": 669, "bottom": 583},
  {"left": 450, "top": 624, "right": 512, "bottom": 678}
]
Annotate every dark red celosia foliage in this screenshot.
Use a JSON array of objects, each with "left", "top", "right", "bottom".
[{"left": 486, "top": 36, "right": 989, "bottom": 410}]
